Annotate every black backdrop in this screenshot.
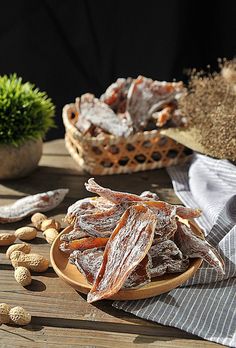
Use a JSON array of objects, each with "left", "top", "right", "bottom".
[{"left": 0, "top": 0, "right": 235, "bottom": 139}]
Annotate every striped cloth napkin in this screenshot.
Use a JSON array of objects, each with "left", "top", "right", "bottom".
[{"left": 113, "top": 153, "right": 236, "bottom": 347}]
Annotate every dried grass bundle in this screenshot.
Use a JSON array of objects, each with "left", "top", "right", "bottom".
[{"left": 162, "top": 59, "right": 236, "bottom": 161}]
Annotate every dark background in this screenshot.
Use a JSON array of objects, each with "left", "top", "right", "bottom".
[{"left": 0, "top": 0, "right": 235, "bottom": 140}]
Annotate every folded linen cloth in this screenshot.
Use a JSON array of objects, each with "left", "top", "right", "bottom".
[{"left": 113, "top": 153, "right": 236, "bottom": 347}]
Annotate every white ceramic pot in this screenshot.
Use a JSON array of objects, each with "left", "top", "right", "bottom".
[{"left": 0, "top": 138, "right": 43, "bottom": 179}]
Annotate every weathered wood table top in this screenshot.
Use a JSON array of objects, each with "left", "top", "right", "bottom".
[{"left": 0, "top": 139, "right": 221, "bottom": 347}]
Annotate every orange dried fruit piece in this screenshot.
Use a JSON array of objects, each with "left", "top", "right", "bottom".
[
  {"left": 175, "top": 221, "right": 225, "bottom": 274},
  {"left": 149, "top": 240, "right": 189, "bottom": 278},
  {"left": 123, "top": 254, "right": 152, "bottom": 289},
  {"left": 0, "top": 189, "right": 68, "bottom": 224},
  {"left": 143, "top": 201, "right": 201, "bottom": 238},
  {"left": 101, "top": 78, "right": 132, "bottom": 113},
  {"left": 61, "top": 237, "right": 109, "bottom": 253},
  {"left": 142, "top": 200, "right": 177, "bottom": 237},
  {"left": 60, "top": 229, "right": 89, "bottom": 243},
  {"left": 65, "top": 196, "right": 114, "bottom": 224},
  {"left": 176, "top": 206, "right": 202, "bottom": 219},
  {"left": 126, "top": 76, "right": 183, "bottom": 130},
  {"left": 85, "top": 178, "right": 158, "bottom": 204},
  {"left": 153, "top": 105, "right": 174, "bottom": 127},
  {"left": 87, "top": 205, "right": 157, "bottom": 303},
  {"left": 76, "top": 204, "right": 127, "bottom": 237},
  {"left": 70, "top": 249, "right": 151, "bottom": 289},
  {"left": 70, "top": 248, "right": 104, "bottom": 284},
  {"left": 75, "top": 93, "right": 132, "bottom": 137}
]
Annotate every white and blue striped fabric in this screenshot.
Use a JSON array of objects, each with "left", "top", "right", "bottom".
[{"left": 113, "top": 154, "right": 236, "bottom": 347}]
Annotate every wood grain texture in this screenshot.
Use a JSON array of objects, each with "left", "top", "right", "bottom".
[
  {"left": 0, "top": 268, "right": 188, "bottom": 328},
  {"left": 0, "top": 326, "right": 222, "bottom": 348},
  {"left": 0, "top": 140, "right": 217, "bottom": 347}
]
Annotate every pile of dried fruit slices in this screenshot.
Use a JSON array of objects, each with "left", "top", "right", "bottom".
[
  {"left": 74, "top": 76, "right": 186, "bottom": 137},
  {"left": 60, "top": 179, "right": 225, "bottom": 303}
]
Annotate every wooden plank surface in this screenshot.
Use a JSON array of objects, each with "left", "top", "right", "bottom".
[
  {"left": 0, "top": 140, "right": 221, "bottom": 347},
  {"left": 0, "top": 326, "right": 222, "bottom": 348}
]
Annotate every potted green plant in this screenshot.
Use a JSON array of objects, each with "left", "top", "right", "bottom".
[{"left": 0, "top": 74, "right": 55, "bottom": 179}]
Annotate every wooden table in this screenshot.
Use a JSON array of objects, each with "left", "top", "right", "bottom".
[{"left": 0, "top": 140, "right": 221, "bottom": 347}]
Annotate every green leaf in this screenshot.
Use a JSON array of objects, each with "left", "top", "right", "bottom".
[{"left": 0, "top": 74, "right": 56, "bottom": 146}]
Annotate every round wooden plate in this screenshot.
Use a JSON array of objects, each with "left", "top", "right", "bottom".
[{"left": 50, "top": 221, "right": 203, "bottom": 301}]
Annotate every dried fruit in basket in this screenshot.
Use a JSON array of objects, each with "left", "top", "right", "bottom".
[
  {"left": 0, "top": 189, "right": 69, "bottom": 224},
  {"left": 126, "top": 76, "right": 184, "bottom": 130},
  {"left": 152, "top": 102, "right": 185, "bottom": 129},
  {"left": 175, "top": 221, "right": 225, "bottom": 274},
  {"left": 101, "top": 77, "right": 132, "bottom": 113},
  {"left": 73, "top": 76, "right": 186, "bottom": 138},
  {"left": 75, "top": 93, "right": 133, "bottom": 137},
  {"left": 87, "top": 205, "right": 157, "bottom": 303}
]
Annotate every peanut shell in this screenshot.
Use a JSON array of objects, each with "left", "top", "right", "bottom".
[
  {"left": 0, "top": 233, "right": 16, "bottom": 246},
  {"left": 15, "top": 227, "right": 37, "bottom": 241},
  {"left": 6, "top": 243, "right": 31, "bottom": 259},
  {"left": 14, "top": 267, "right": 32, "bottom": 286},
  {"left": 9, "top": 306, "right": 31, "bottom": 326}
]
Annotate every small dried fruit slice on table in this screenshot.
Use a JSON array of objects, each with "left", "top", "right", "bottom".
[{"left": 0, "top": 189, "right": 68, "bottom": 223}]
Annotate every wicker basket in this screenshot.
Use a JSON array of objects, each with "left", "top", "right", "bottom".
[{"left": 63, "top": 103, "right": 190, "bottom": 175}]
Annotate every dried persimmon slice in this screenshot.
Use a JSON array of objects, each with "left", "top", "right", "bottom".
[
  {"left": 87, "top": 205, "right": 157, "bottom": 303},
  {"left": 149, "top": 240, "right": 189, "bottom": 277},
  {"left": 123, "top": 254, "right": 152, "bottom": 289},
  {"left": 100, "top": 77, "right": 132, "bottom": 113},
  {"left": 65, "top": 196, "right": 114, "bottom": 224},
  {"left": 70, "top": 248, "right": 151, "bottom": 289},
  {"left": 126, "top": 76, "right": 184, "bottom": 130},
  {"left": 176, "top": 206, "right": 202, "bottom": 219},
  {"left": 60, "top": 237, "right": 109, "bottom": 254},
  {"left": 76, "top": 204, "right": 127, "bottom": 237},
  {"left": 60, "top": 229, "right": 89, "bottom": 243},
  {"left": 175, "top": 221, "right": 225, "bottom": 274},
  {"left": 142, "top": 201, "right": 177, "bottom": 235},
  {"left": 140, "top": 191, "right": 159, "bottom": 201},
  {"left": 76, "top": 93, "right": 132, "bottom": 137},
  {"left": 0, "top": 189, "right": 68, "bottom": 224},
  {"left": 85, "top": 178, "right": 159, "bottom": 204},
  {"left": 70, "top": 248, "right": 104, "bottom": 284}
]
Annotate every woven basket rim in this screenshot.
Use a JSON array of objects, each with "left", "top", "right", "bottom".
[
  {"left": 62, "top": 103, "right": 166, "bottom": 143},
  {"left": 62, "top": 103, "right": 189, "bottom": 175}
]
